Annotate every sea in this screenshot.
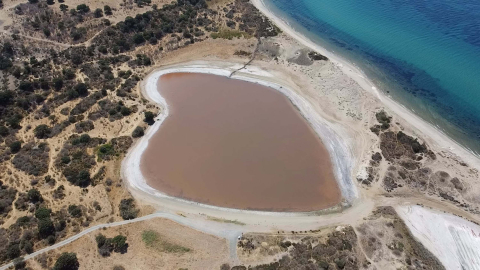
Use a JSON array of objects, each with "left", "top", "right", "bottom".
[{"left": 264, "top": 0, "right": 480, "bottom": 156}]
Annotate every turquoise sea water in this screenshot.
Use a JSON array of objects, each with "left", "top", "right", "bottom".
[{"left": 265, "top": 0, "right": 480, "bottom": 155}]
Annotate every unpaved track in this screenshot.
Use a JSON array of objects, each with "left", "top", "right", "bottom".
[
  {"left": 0, "top": 212, "right": 242, "bottom": 270},
  {"left": 2, "top": 193, "right": 474, "bottom": 270}
]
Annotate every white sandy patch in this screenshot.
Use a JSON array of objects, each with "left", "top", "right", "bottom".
[
  {"left": 251, "top": 0, "right": 480, "bottom": 171},
  {"left": 397, "top": 205, "right": 480, "bottom": 270},
  {"left": 121, "top": 61, "right": 357, "bottom": 217}
]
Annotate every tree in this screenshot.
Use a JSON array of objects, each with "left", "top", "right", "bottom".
[
  {"left": 38, "top": 218, "right": 55, "bottom": 238},
  {"left": 6, "top": 243, "right": 21, "bottom": 260},
  {"left": 34, "top": 124, "right": 51, "bottom": 139},
  {"left": 43, "top": 28, "right": 51, "bottom": 37},
  {"left": 79, "top": 134, "right": 91, "bottom": 143},
  {"left": 53, "top": 253, "right": 79, "bottom": 270},
  {"left": 53, "top": 77, "right": 64, "bottom": 90},
  {"left": 46, "top": 0, "right": 54, "bottom": 5},
  {"left": 0, "top": 55, "right": 12, "bottom": 70},
  {"left": 0, "top": 125, "right": 9, "bottom": 136},
  {"left": 96, "top": 234, "right": 107, "bottom": 248},
  {"left": 13, "top": 257, "right": 26, "bottom": 270},
  {"left": 120, "top": 106, "right": 131, "bottom": 116},
  {"left": 104, "top": 5, "right": 112, "bottom": 15},
  {"left": 74, "top": 83, "right": 88, "bottom": 96},
  {"left": 35, "top": 207, "right": 51, "bottom": 219},
  {"left": 28, "top": 0, "right": 38, "bottom": 3},
  {"left": 7, "top": 114, "right": 22, "bottom": 129},
  {"left": 27, "top": 188, "right": 43, "bottom": 203},
  {"left": 132, "top": 126, "right": 144, "bottom": 138},
  {"left": 76, "top": 4, "right": 90, "bottom": 13},
  {"left": 76, "top": 170, "right": 91, "bottom": 187},
  {"left": 144, "top": 111, "right": 155, "bottom": 124},
  {"left": 133, "top": 33, "right": 145, "bottom": 44},
  {"left": 9, "top": 141, "right": 21, "bottom": 153},
  {"left": 94, "top": 8, "right": 103, "bottom": 18},
  {"left": 59, "top": 3, "right": 68, "bottom": 11}
]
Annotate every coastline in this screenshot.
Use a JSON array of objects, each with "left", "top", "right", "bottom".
[
  {"left": 251, "top": 0, "right": 480, "bottom": 169},
  {"left": 121, "top": 61, "right": 357, "bottom": 217}
]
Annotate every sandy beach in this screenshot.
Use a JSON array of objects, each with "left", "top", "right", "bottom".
[{"left": 251, "top": 0, "right": 480, "bottom": 170}]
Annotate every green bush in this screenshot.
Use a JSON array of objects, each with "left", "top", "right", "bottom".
[
  {"left": 119, "top": 198, "right": 138, "bottom": 220},
  {"left": 97, "top": 144, "right": 115, "bottom": 160},
  {"left": 35, "top": 207, "right": 51, "bottom": 219},
  {"left": 104, "top": 5, "right": 112, "bottom": 15},
  {"left": 6, "top": 243, "right": 20, "bottom": 260},
  {"left": 68, "top": 205, "right": 82, "bottom": 218},
  {"left": 144, "top": 111, "right": 155, "bottom": 124},
  {"left": 132, "top": 126, "right": 144, "bottom": 138},
  {"left": 53, "top": 252, "right": 79, "bottom": 270},
  {"left": 9, "top": 141, "right": 21, "bottom": 153},
  {"left": 76, "top": 4, "right": 90, "bottom": 13},
  {"left": 38, "top": 218, "right": 55, "bottom": 238},
  {"left": 34, "top": 124, "right": 51, "bottom": 139},
  {"left": 27, "top": 188, "right": 43, "bottom": 203},
  {"left": 112, "top": 235, "right": 127, "bottom": 252},
  {"left": 95, "top": 234, "right": 128, "bottom": 256},
  {"left": 94, "top": 8, "right": 103, "bottom": 18},
  {"left": 13, "top": 257, "right": 26, "bottom": 270}
]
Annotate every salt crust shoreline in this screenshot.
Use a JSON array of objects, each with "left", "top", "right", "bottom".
[
  {"left": 121, "top": 63, "right": 357, "bottom": 216},
  {"left": 251, "top": 0, "right": 480, "bottom": 168}
]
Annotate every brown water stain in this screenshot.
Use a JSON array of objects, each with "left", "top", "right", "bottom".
[{"left": 140, "top": 73, "right": 341, "bottom": 211}]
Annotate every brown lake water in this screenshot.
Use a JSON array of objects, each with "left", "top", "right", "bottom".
[{"left": 140, "top": 73, "right": 341, "bottom": 211}]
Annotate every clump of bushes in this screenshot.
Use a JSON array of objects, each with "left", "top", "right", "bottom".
[
  {"left": 0, "top": 181, "right": 17, "bottom": 217},
  {"left": 55, "top": 135, "right": 105, "bottom": 187},
  {"left": 308, "top": 51, "right": 328, "bottom": 61},
  {"left": 53, "top": 252, "right": 79, "bottom": 270},
  {"left": 144, "top": 111, "right": 155, "bottom": 125},
  {"left": 376, "top": 110, "right": 392, "bottom": 130},
  {"left": 33, "top": 124, "right": 52, "bottom": 139},
  {"left": 12, "top": 142, "right": 50, "bottom": 176},
  {"left": 95, "top": 234, "right": 128, "bottom": 256},
  {"left": 74, "top": 120, "right": 94, "bottom": 133},
  {"left": 36, "top": 207, "right": 55, "bottom": 239},
  {"left": 132, "top": 126, "right": 144, "bottom": 138},
  {"left": 119, "top": 198, "right": 138, "bottom": 220},
  {"left": 68, "top": 205, "right": 82, "bottom": 218},
  {"left": 9, "top": 141, "right": 21, "bottom": 153},
  {"left": 97, "top": 143, "right": 115, "bottom": 160}
]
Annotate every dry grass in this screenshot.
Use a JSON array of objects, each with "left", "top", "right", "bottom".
[
  {"left": 207, "top": 216, "right": 246, "bottom": 226},
  {"left": 141, "top": 230, "right": 192, "bottom": 253}
]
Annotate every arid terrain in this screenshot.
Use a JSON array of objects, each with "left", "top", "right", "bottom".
[{"left": 1, "top": 0, "right": 480, "bottom": 269}]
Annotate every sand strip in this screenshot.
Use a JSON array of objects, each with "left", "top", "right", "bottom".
[{"left": 251, "top": 0, "right": 480, "bottom": 169}]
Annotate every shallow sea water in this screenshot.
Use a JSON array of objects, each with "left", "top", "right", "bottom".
[{"left": 266, "top": 0, "right": 480, "bottom": 155}]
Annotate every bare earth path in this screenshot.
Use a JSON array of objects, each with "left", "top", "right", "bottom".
[
  {"left": 2, "top": 192, "right": 476, "bottom": 270},
  {"left": 0, "top": 212, "right": 242, "bottom": 270}
]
